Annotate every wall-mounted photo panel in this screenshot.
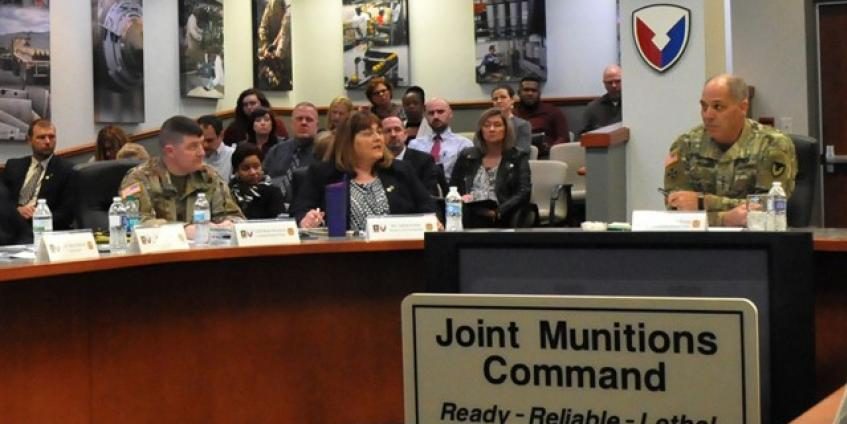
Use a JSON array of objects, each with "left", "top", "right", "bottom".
[
  {"left": 474, "top": 0, "right": 547, "bottom": 84},
  {"left": 92, "top": 0, "right": 145, "bottom": 123},
  {"left": 252, "top": 0, "right": 292, "bottom": 91},
  {"left": 342, "top": 0, "right": 409, "bottom": 91},
  {"left": 179, "top": 0, "right": 224, "bottom": 98},
  {"left": 0, "top": 1, "right": 50, "bottom": 142}
]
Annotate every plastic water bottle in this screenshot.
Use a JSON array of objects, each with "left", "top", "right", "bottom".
[
  {"left": 125, "top": 196, "right": 140, "bottom": 235},
  {"left": 445, "top": 186, "right": 463, "bottom": 232},
  {"left": 767, "top": 182, "right": 788, "bottom": 231},
  {"left": 32, "top": 198, "right": 53, "bottom": 248},
  {"left": 193, "top": 193, "right": 211, "bottom": 245},
  {"left": 108, "top": 197, "right": 128, "bottom": 253}
]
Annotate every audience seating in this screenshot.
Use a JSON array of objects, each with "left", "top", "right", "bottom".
[
  {"left": 74, "top": 159, "right": 141, "bottom": 231},
  {"left": 549, "top": 143, "right": 586, "bottom": 202},
  {"left": 529, "top": 145, "right": 538, "bottom": 160},
  {"left": 788, "top": 134, "right": 819, "bottom": 228},
  {"left": 528, "top": 160, "right": 572, "bottom": 226}
]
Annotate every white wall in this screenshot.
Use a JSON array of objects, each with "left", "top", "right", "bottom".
[
  {"left": 730, "top": 0, "right": 809, "bottom": 135},
  {"left": 2, "top": 0, "right": 618, "bottom": 161},
  {"left": 622, "top": 0, "right": 716, "bottom": 213}
]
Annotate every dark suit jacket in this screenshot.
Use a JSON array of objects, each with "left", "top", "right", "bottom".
[
  {"left": 451, "top": 146, "right": 531, "bottom": 221},
  {"left": 0, "top": 180, "right": 19, "bottom": 245},
  {"left": 400, "top": 147, "right": 440, "bottom": 196},
  {"left": 291, "top": 160, "right": 436, "bottom": 226},
  {"left": 1, "top": 155, "right": 76, "bottom": 240}
]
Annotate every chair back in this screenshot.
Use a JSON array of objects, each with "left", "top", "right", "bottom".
[
  {"left": 74, "top": 159, "right": 142, "bottom": 231},
  {"left": 788, "top": 134, "right": 818, "bottom": 227},
  {"left": 529, "top": 145, "right": 539, "bottom": 160},
  {"left": 549, "top": 143, "right": 586, "bottom": 201},
  {"left": 528, "top": 160, "right": 568, "bottom": 223}
]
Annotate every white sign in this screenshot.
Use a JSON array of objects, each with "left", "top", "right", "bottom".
[
  {"left": 403, "top": 294, "right": 760, "bottom": 424},
  {"left": 129, "top": 224, "right": 190, "bottom": 254},
  {"left": 366, "top": 214, "right": 439, "bottom": 241},
  {"left": 234, "top": 219, "right": 300, "bottom": 247},
  {"left": 632, "top": 210, "right": 708, "bottom": 231},
  {"left": 36, "top": 231, "right": 100, "bottom": 262}
]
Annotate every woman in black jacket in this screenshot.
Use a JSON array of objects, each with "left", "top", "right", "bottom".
[
  {"left": 293, "top": 111, "right": 436, "bottom": 232},
  {"left": 451, "top": 107, "right": 533, "bottom": 228}
]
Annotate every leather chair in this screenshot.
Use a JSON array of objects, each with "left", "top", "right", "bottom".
[
  {"left": 788, "top": 134, "right": 818, "bottom": 228},
  {"left": 74, "top": 159, "right": 141, "bottom": 231},
  {"left": 549, "top": 143, "right": 586, "bottom": 202},
  {"left": 528, "top": 160, "right": 572, "bottom": 226}
]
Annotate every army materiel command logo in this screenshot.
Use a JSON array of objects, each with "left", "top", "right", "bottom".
[{"left": 633, "top": 4, "right": 691, "bottom": 73}]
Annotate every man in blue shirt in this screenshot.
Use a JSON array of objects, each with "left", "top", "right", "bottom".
[{"left": 408, "top": 98, "right": 473, "bottom": 185}]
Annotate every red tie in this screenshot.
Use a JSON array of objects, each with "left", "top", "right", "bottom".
[{"left": 430, "top": 134, "right": 442, "bottom": 162}]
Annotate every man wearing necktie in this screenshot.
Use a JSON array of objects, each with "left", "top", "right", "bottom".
[
  {"left": 263, "top": 102, "right": 321, "bottom": 211},
  {"left": 1, "top": 119, "right": 76, "bottom": 244},
  {"left": 408, "top": 98, "right": 473, "bottom": 191}
]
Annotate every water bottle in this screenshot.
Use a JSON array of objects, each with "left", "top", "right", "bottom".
[
  {"left": 32, "top": 198, "right": 53, "bottom": 248},
  {"left": 108, "top": 197, "right": 128, "bottom": 253},
  {"left": 193, "top": 193, "right": 211, "bottom": 245},
  {"left": 445, "top": 186, "right": 463, "bottom": 232},
  {"left": 767, "top": 182, "right": 788, "bottom": 231},
  {"left": 125, "top": 195, "right": 140, "bottom": 235}
]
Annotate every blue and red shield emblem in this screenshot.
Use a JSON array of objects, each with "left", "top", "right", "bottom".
[{"left": 632, "top": 5, "right": 691, "bottom": 73}]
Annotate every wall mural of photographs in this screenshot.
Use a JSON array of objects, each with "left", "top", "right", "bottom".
[
  {"left": 0, "top": 0, "right": 50, "bottom": 142},
  {"left": 252, "top": 0, "right": 292, "bottom": 91},
  {"left": 179, "top": 0, "right": 224, "bottom": 98},
  {"left": 92, "top": 0, "right": 145, "bottom": 123},
  {"left": 342, "top": 0, "right": 409, "bottom": 91},
  {"left": 473, "top": 0, "right": 547, "bottom": 84}
]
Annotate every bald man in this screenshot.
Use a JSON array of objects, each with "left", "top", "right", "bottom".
[
  {"left": 408, "top": 98, "right": 473, "bottom": 183},
  {"left": 580, "top": 64, "right": 622, "bottom": 134},
  {"left": 664, "top": 74, "right": 797, "bottom": 227}
]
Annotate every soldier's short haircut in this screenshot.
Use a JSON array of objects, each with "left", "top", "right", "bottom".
[
  {"left": 159, "top": 116, "right": 203, "bottom": 148},
  {"left": 27, "top": 118, "right": 54, "bottom": 138},
  {"left": 197, "top": 115, "right": 223, "bottom": 135},
  {"left": 706, "top": 74, "right": 749, "bottom": 103}
]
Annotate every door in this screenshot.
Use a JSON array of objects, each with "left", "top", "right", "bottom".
[{"left": 818, "top": 2, "right": 847, "bottom": 227}]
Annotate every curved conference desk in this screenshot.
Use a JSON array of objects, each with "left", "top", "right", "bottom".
[
  {"left": 0, "top": 239, "right": 425, "bottom": 424},
  {"left": 0, "top": 231, "right": 845, "bottom": 423}
]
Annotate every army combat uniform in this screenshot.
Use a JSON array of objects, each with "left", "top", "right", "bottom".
[
  {"left": 664, "top": 119, "right": 797, "bottom": 226},
  {"left": 119, "top": 158, "right": 244, "bottom": 225}
]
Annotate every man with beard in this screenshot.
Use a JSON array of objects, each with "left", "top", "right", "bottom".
[
  {"left": 580, "top": 64, "right": 622, "bottom": 135},
  {"left": 514, "top": 75, "right": 570, "bottom": 157},
  {"left": 1, "top": 119, "right": 75, "bottom": 244},
  {"left": 408, "top": 98, "right": 473, "bottom": 184}
]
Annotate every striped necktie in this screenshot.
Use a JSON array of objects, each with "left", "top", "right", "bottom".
[{"left": 18, "top": 162, "right": 44, "bottom": 205}]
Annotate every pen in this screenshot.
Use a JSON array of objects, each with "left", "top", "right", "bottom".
[
  {"left": 657, "top": 187, "right": 670, "bottom": 197},
  {"left": 315, "top": 208, "right": 325, "bottom": 227}
]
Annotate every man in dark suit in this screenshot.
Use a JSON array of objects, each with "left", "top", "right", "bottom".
[
  {"left": 382, "top": 116, "right": 440, "bottom": 197},
  {"left": 1, "top": 119, "right": 75, "bottom": 244}
]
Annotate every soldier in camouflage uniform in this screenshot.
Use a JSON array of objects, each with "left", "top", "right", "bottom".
[
  {"left": 119, "top": 116, "right": 243, "bottom": 236},
  {"left": 664, "top": 74, "right": 797, "bottom": 227}
]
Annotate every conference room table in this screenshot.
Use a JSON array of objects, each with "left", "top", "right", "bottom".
[{"left": 0, "top": 229, "right": 845, "bottom": 423}]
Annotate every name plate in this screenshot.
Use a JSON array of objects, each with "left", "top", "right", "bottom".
[
  {"left": 36, "top": 231, "right": 100, "bottom": 262},
  {"left": 403, "top": 294, "right": 760, "bottom": 424},
  {"left": 366, "top": 214, "right": 439, "bottom": 241},
  {"left": 129, "top": 224, "right": 190, "bottom": 254},
  {"left": 632, "top": 210, "right": 708, "bottom": 231},
  {"left": 234, "top": 219, "right": 300, "bottom": 247}
]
